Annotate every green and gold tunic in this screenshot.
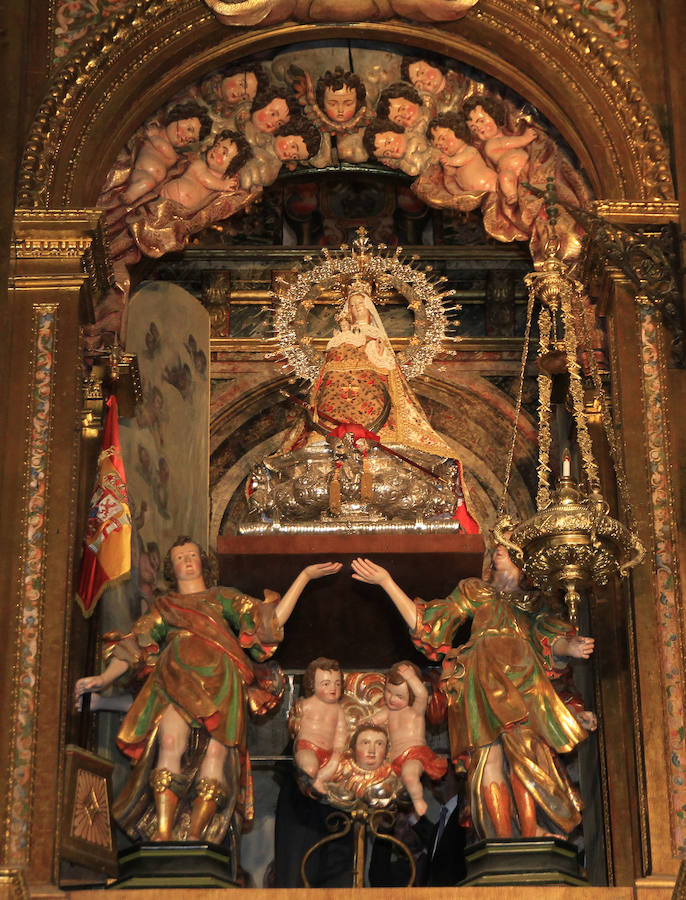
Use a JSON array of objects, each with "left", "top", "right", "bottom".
[
  {"left": 111, "top": 586, "right": 283, "bottom": 824},
  {"left": 410, "top": 577, "right": 588, "bottom": 835}
]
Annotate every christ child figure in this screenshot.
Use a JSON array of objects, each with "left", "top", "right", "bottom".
[
  {"left": 429, "top": 113, "right": 497, "bottom": 195},
  {"left": 374, "top": 661, "right": 447, "bottom": 816},
  {"left": 291, "top": 657, "right": 348, "bottom": 793},
  {"left": 463, "top": 97, "right": 537, "bottom": 205}
]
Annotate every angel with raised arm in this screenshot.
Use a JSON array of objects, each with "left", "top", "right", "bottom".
[
  {"left": 75, "top": 535, "right": 341, "bottom": 844},
  {"left": 352, "top": 548, "right": 596, "bottom": 840}
]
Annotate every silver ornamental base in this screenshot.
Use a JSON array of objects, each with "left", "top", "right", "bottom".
[{"left": 241, "top": 443, "right": 464, "bottom": 533}]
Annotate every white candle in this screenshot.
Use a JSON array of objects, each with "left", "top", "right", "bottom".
[{"left": 562, "top": 450, "right": 571, "bottom": 478}]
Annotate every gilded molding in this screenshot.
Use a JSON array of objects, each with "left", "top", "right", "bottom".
[
  {"left": 82, "top": 218, "right": 116, "bottom": 311},
  {"left": 14, "top": 240, "right": 92, "bottom": 258},
  {"left": 12, "top": 210, "right": 103, "bottom": 259},
  {"left": 17, "top": 0, "right": 205, "bottom": 207},
  {"left": 524, "top": 185, "right": 684, "bottom": 365},
  {"left": 0, "top": 869, "right": 30, "bottom": 900},
  {"left": 539, "top": 0, "right": 672, "bottom": 200},
  {"left": 211, "top": 336, "right": 527, "bottom": 354},
  {"left": 674, "top": 859, "right": 686, "bottom": 900},
  {"left": 16, "top": 0, "right": 673, "bottom": 208},
  {"left": 53, "top": 330, "right": 86, "bottom": 883},
  {"left": 636, "top": 304, "right": 686, "bottom": 855},
  {"left": 13, "top": 209, "right": 103, "bottom": 224},
  {"left": 473, "top": 1, "right": 671, "bottom": 200},
  {"left": 593, "top": 200, "right": 681, "bottom": 224},
  {"left": 10, "top": 210, "right": 114, "bottom": 308},
  {"left": 4, "top": 307, "right": 58, "bottom": 864},
  {"left": 579, "top": 218, "right": 684, "bottom": 366}
]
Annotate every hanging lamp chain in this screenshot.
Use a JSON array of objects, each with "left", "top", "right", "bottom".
[
  {"left": 570, "top": 284, "right": 639, "bottom": 532},
  {"left": 558, "top": 280, "right": 601, "bottom": 491},
  {"left": 496, "top": 286, "right": 536, "bottom": 520},
  {"left": 535, "top": 303, "right": 554, "bottom": 510}
]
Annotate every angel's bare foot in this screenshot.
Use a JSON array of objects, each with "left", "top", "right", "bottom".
[{"left": 536, "top": 827, "right": 565, "bottom": 839}]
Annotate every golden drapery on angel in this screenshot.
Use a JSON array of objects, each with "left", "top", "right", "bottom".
[
  {"left": 409, "top": 576, "right": 589, "bottom": 837},
  {"left": 75, "top": 537, "right": 341, "bottom": 845}
]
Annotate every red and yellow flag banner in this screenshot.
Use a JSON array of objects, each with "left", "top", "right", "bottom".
[{"left": 76, "top": 395, "right": 131, "bottom": 617}]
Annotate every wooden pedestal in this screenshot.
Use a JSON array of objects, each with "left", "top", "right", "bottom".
[
  {"left": 111, "top": 842, "right": 236, "bottom": 889},
  {"left": 462, "top": 838, "right": 588, "bottom": 887}
]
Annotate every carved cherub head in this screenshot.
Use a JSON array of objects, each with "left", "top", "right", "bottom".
[
  {"left": 376, "top": 82, "right": 424, "bottom": 130},
  {"left": 250, "top": 88, "right": 299, "bottom": 134},
  {"left": 400, "top": 56, "right": 449, "bottom": 97},
  {"left": 462, "top": 96, "right": 506, "bottom": 141},
  {"left": 164, "top": 102, "right": 213, "bottom": 147},
  {"left": 201, "top": 63, "right": 269, "bottom": 108},
  {"left": 428, "top": 112, "right": 472, "bottom": 154},
  {"left": 362, "top": 119, "right": 407, "bottom": 162},
  {"left": 273, "top": 115, "right": 322, "bottom": 163},
  {"left": 205, "top": 129, "right": 252, "bottom": 176},
  {"left": 384, "top": 660, "right": 421, "bottom": 708},
  {"left": 350, "top": 723, "right": 389, "bottom": 771},
  {"left": 316, "top": 68, "right": 366, "bottom": 125}
]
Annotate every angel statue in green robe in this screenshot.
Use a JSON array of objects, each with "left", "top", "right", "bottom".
[
  {"left": 76, "top": 535, "right": 340, "bottom": 847},
  {"left": 351, "top": 545, "right": 596, "bottom": 840}
]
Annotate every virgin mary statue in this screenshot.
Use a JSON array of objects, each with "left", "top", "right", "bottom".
[{"left": 274, "top": 277, "right": 480, "bottom": 533}]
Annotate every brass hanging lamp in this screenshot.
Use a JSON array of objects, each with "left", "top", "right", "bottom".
[{"left": 493, "top": 199, "right": 644, "bottom": 624}]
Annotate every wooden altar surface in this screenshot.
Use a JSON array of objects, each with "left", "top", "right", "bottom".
[
  {"left": 217, "top": 533, "right": 484, "bottom": 668},
  {"left": 54, "top": 884, "right": 664, "bottom": 899}
]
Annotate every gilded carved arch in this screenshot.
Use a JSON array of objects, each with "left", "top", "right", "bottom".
[{"left": 17, "top": 0, "right": 673, "bottom": 209}]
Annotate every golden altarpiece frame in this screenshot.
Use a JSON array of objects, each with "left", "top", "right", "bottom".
[{"left": 1, "top": 1, "right": 686, "bottom": 897}]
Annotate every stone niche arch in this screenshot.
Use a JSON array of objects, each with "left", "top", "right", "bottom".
[{"left": 17, "top": 0, "right": 672, "bottom": 209}]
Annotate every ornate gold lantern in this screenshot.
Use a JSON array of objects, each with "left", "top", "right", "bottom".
[{"left": 493, "top": 239, "right": 644, "bottom": 624}]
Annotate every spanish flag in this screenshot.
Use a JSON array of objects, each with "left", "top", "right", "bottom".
[{"left": 76, "top": 395, "right": 131, "bottom": 617}]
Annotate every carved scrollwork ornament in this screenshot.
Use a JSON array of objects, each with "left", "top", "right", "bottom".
[
  {"left": 202, "top": 271, "right": 231, "bottom": 338},
  {"left": 581, "top": 221, "right": 684, "bottom": 367},
  {"left": 82, "top": 218, "right": 116, "bottom": 310},
  {"left": 523, "top": 183, "right": 684, "bottom": 367},
  {"left": 531, "top": 0, "right": 673, "bottom": 200}
]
